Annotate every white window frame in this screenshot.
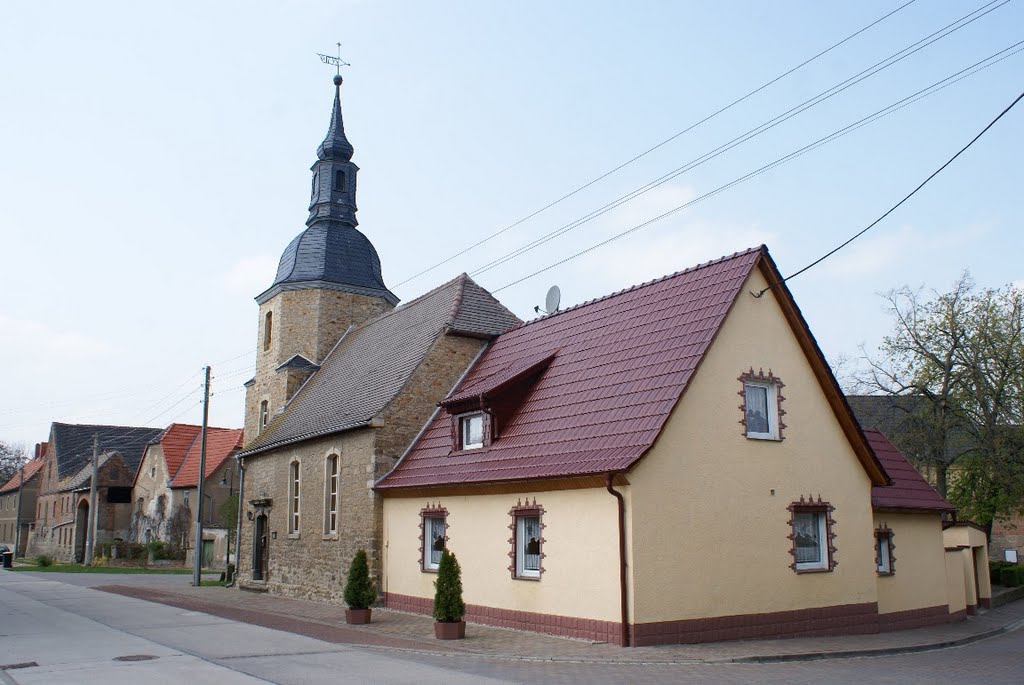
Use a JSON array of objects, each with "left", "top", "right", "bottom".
[
  {"left": 422, "top": 515, "right": 446, "bottom": 571},
  {"left": 515, "top": 514, "right": 542, "bottom": 579},
  {"left": 324, "top": 454, "right": 339, "bottom": 535},
  {"left": 876, "top": 529, "right": 894, "bottom": 575},
  {"left": 459, "top": 412, "right": 485, "bottom": 450},
  {"left": 289, "top": 460, "right": 301, "bottom": 536},
  {"left": 793, "top": 510, "right": 828, "bottom": 571},
  {"left": 259, "top": 400, "right": 270, "bottom": 431},
  {"left": 744, "top": 380, "right": 778, "bottom": 440}
]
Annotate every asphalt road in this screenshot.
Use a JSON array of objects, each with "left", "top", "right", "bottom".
[{"left": 2, "top": 571, "right": 1022, "bottom": 684}]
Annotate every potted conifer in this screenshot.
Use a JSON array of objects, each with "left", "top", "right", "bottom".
[
  {"left": 343, "top": 549, "right": 377, "bottom": 624},
  {"left": 432, "top": 549, "right": 466, "bottom": 639}
]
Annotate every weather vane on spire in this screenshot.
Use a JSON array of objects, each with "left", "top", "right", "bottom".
[{"left": 317, "top": 42, "right": 350, "bottom": 76}]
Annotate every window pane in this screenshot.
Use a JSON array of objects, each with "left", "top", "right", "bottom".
[
  {"left": 520, "top": 516, "right": 541, "bottom": 572},
  {"left": 745, "top": 384, "right": 770, "bottom": 434},
  {"left": 877, "top": 536, "right": 890, "bottom": 572},
  {"left": 794, "top": 511, "right": 822, "bottom": 564},
  {"left": 428, "top": 517, "right": 446, "bottom": 565},
  {"left": 462, "top": 414, "right": 484, "bottom": 448}
]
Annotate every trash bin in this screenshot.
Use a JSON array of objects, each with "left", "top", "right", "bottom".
[{"left": 1, "top": 552, "right": 13, "bottom": 568}]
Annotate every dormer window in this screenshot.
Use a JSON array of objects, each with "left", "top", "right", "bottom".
[{"left": 459, "top": 413, "right": 485, "bottom": 450}]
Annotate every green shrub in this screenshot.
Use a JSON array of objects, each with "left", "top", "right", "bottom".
[
  {"left": 991, "top": 560, "right": 1013, "bottom": 584},
  {"left": 35, "top": 554, "right": 53, "bottom": 567},
  {"left": 343, "top": 549, "right": 377, "bottom": 610},
  {"left": 999, "top": 565, "right": 1024, "bottom": 587},
  {"left": 432, "top": 550, "right": 465, "bottom": 623}
]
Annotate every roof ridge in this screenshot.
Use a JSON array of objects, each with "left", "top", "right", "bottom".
[
  {"left": 445, "top": 273, "right": 470, "bottom": 327},
  {"left": 514, "top": 245, "right": 766, "bottom": 329},
  {"left": 350, "top": 273, "right": 466, "bottom": 335}
]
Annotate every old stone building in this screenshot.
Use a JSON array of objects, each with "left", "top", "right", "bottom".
[
  {"left": 27, "top": 422, "right": 162, "bottom": 561},
  {"left": 0, "top": 445, "right": 45, "bottom": 556},
  {"left": 236, "top": 75, "right": 520, "bottom": 599},
  {"left": 131, "top": 423, "right": 243, "bottom": 568}
]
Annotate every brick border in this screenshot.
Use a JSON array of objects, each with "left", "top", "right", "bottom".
[
  {"left": 418, "top": 502, "right": 448, "bottom": 573},
  {"left": 507, "top": 498, "right": 545, "bottom": 579},
  {"left": 874, "top": 523, "right": 896, "bottom": 576},
  {"left": 383, "top": 591, "right": 624, "bottom": 645},
  {"left": 738, "top": 368, "right": 786, "bottom": 440},
  {"left": 787, "top": 496, "right": 838, "bottom": 573},
  {"left": 877, "top": 604, "right": 951, "bottom": 631}
]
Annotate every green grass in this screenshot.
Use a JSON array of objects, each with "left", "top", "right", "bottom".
[
  {"left": 9, "top": 563, "right": 193, "bottom": 575},
  {"left": 200, "top": 579, "right": 228, "bottom": 586}
]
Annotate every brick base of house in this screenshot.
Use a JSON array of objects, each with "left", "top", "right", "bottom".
[
  {"left": 384, "top": 593, "right": 960, "bottom": 647},
  {"left": 382, "top": 592, "right": 625, "bottom": 645}
]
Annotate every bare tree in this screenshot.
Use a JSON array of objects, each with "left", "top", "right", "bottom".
[
  {"left": 860, "top": 273, "right": 1024, "bottom": 529},
  {"left": 0, "top": 440, "right": 29, "bottom": 485}
]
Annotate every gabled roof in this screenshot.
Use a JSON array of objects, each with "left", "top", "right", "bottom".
[
  {"left": 866, "top": 429, "right": 955, "bottom": 512},
  {"left": 149, "top": 423, "right": 203, "bottom": 483},
  {"left": 378, "top": 246, "right": 888, "bottom": 491},
  {"left": 51, "top": 423, "right": 164, "bottom": 480},
  {"left": 169, "top": 427, "right": 244, "bottom": 488},
  {"left": 60, "top": 451, "right": 124, "bottom": 492},
  {"left": 0, "top": 458, "right": 44, "bottom": 493},
  {"left": 240, "top": 273, "right": 521, "bottom": 457}
]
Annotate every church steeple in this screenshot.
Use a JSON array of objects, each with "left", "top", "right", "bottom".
[{"left": 308, "top": 74, "right": 359, "bottom": 226}]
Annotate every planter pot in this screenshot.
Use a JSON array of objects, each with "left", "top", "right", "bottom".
[
  {"left": 434, "top": 620, "right": 466, "bottom": 640},
  {"left": 345, "top": 608, "right": 372, "bottom": 625}
]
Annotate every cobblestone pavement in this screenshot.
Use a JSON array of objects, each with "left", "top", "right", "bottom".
[{"left": 92, "top": 574, "right": 1024, "bottom": 664}]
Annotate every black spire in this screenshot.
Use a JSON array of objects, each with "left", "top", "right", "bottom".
[{"left": 308, "top": 75, "right": 359, "bottom": 227}]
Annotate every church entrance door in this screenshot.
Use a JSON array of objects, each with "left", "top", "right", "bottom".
[{"left": 253, "top": 514, "right": 268, "bottom": 580}]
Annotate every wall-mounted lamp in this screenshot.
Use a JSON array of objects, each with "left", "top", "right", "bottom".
[{"left": 246, "top": 510, "right": 254, "bottom": 521}]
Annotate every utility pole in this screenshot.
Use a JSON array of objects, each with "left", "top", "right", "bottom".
[
  {"left": 84, "top": 435, "right": 98, "bottom": 565},
  {"left": 193, "top": 366, "right": 211, "bottom": 586},
  {"left": 14, "top": 459, "right": 25, "bottom": 557}
]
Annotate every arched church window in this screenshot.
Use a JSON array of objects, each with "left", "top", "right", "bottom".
[{"left": 264, "top": 311, "right": 273, "bottom": 351}]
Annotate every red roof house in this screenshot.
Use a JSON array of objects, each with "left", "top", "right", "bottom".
[{"left": 866, "top": 428, "right": 954, "bottom": 513}]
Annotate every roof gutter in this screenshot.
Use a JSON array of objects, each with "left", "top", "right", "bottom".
[
  {"left": 375, "top": 342, "right": 491, "bottom": 489},
  {"left": 605, "top": 473, "right": 630, "bottom": 647}
]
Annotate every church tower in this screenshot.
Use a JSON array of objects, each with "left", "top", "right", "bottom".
[{"left": 244, "top": 75, "right": 398, "bottom": 443}]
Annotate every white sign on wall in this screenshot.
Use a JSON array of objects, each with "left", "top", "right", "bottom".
[{"left": 1005, "top": 549, "right": 1019, "bottom": 564}]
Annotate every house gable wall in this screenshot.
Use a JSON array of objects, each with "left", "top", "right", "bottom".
[
  {"left": 873, "top": 512, "right": 947, "bottom": 617},
  {"left": 132, "top": 443, "right": 175, "bottom": 543},
  {"left": 627, "top": 267, "right": 877, "bottom": 624}
]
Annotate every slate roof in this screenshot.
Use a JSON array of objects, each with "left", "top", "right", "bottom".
[
  {"left": 169, "top": 427, "right": 244, "bottom": 488},
  {"left": 260, "top": 224, "right": 399, "bottom": 305},
  {"left": 0, "top": 458, "right": 44, "bottom": 493},
  {"left": 866, "top": 429, "right": 955, "bottom": 512},
  {"left": 51, "top": 423, "right": 164, "bottom": 480},
  {"left": 60, "top": 451, "right": 122, "bottom": 492},
  {"left": 849, "top": 394, "right": 973, "bottom": 464},
  {"left": 379, "top": 247, "right": 887, "bottom": 490},
  {"left": 240, "top": 274, "right": 521, "bottom": 457}
]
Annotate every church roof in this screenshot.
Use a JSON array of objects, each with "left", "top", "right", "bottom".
[
  {"left": 258, "top": 223, "right": 398, "bottom": 305},
  {"left": 317, "top": 74, "right": 354, "bottom": 162},
  {"left": 378, "top": 247, "right": 888, "bottom": 491},
  {"left": 240, "top": 274, "right": 521, "bottom": 457},
  {"left": 50, "top": 423, "right": 163, "bottom": 480}
]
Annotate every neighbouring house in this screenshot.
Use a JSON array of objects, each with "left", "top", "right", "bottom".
[
  {"left": 27, "top": 423, "right": 162, "bottom": 561},
  {"left": 234, "top": 75, "right": 520, "bottom": 599},
  {"left": 377, "top": 246, "right": 980, "bottom": 646},
  {"left": 131, "top": 423, "right": 243, "bottom": 569},
  {"left": 991, "top": 514, "right": 1024, "bottom": 564},
  {"left": 864, "top": 429, "right": 989, "bottom": 624},
  {"left": 0, "top": 444, "right": 46, "bottom": 556}
]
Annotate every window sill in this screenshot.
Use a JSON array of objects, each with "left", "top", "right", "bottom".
[
  {"left": 287, "top": 533, "right": 300, "bottom": 540},
  {"left": 746, "top": 433, "right": 782, "bottom": 442},
  {"left": 877, "top": 570, "right": 895, "bottom": 577},
  {"left": 513, "top": 575, "right": 541, "bottom": 582},
  {"left": 794, "top": 567, "right": 832, "bottom": 574},
  {"left": 421, "top": 567, "right": 439, "bottom": 574},
  {"left": 322, "top": 534, "right": 338, "bottom": 541},
  {"left": 449, "top": 446, "right": 488, "bottom": 457}
]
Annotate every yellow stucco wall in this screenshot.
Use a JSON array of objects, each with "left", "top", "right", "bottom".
[
  {"left": 945, "top": 550, "right": 968, "bottom": 614},
  {"left": 942, "top": 525, "right": 992, "bottom": 605},
  {"left": 627, "top": 267, "right": 878, "bottom": 622},
  {"left": 383, "top": 486, "right": 625, "bottom": 622},
  {"left": 873, "top": 513, "right": 947, "bottom": 614}
]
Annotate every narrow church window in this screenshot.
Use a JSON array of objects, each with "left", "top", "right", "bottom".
[
  {"left": 259, "top": 401, "right": 269, "bottom": 431},
  {"left": 334, "top": 169, "right": 346, "bottom": 191},
  {"left": 324, "top": 454, "right": 339, "bottom": 535},
  {"left": 738, "top": 369, "right": 785, "bottom": 440},
  {"left": 289, "top": 461, "right": 301, "bottom": 535},
  {"left": 264, "top": 311, "right": 273, "bottom": 351}
]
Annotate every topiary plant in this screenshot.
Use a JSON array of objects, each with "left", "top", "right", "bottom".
[
  {"left": 344, "top": 549, "right": 378, "bottom": 610},
  {"left": 432, "top": 549, "right": 465, "bottom": 623}
]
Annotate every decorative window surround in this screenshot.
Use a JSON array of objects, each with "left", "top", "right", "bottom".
[
  {"left": 875, "top": 525, "right": 896, "bottom": 575},
  {"left": 738, "top": 368, "right": 786, "bottom": 440},
  {"left": 787, "top": 496, "right": 837, "bottom": 573},
  {"left": 419, "top": 503, "right": 448, "bottom": 572},
  {"left": 323, "top": 454, "right": 339, "bottom": 536},
  {"left": 508, "top": 498, "right": 545, "bottom": 580}
]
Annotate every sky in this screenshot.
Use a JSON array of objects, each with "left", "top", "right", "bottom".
[{"left": 1, "top": 1, "right": 1021, "bottom": 450}]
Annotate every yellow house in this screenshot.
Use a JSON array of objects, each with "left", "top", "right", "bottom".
[{"left": 377, "top": 246, "right": 975, "bottom": 645}]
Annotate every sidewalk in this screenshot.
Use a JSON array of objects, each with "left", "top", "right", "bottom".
[{"left": 95, "top": 582, "right": 1024, "bottom": 665}]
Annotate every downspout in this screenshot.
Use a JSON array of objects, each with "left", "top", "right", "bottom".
[
  {"left": 227, "top": 454, "right": 245, "bottom": 587},
  {"left": 605, "top": 473, "right": 630, "bottom": 647}
]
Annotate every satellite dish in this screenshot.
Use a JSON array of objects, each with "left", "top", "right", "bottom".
[{"left": 545, "top": 285, "right": 561, "bottom": 313}]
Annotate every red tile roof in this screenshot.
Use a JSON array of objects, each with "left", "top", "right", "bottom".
[
  {"left": 0, "top": 458, "right": 44, "bottom": 493},
  {"left": 156, "top": 423, "right": 204, "bottom": 481},
  {"left": 169, "top": 427, "right": 244, "bottom": 488},
  {"left": 866, "top": 429, "right": 954, "bottom": 512},
  {"left": 379, "top": 248, "right": 769, "bottom": 489}
]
